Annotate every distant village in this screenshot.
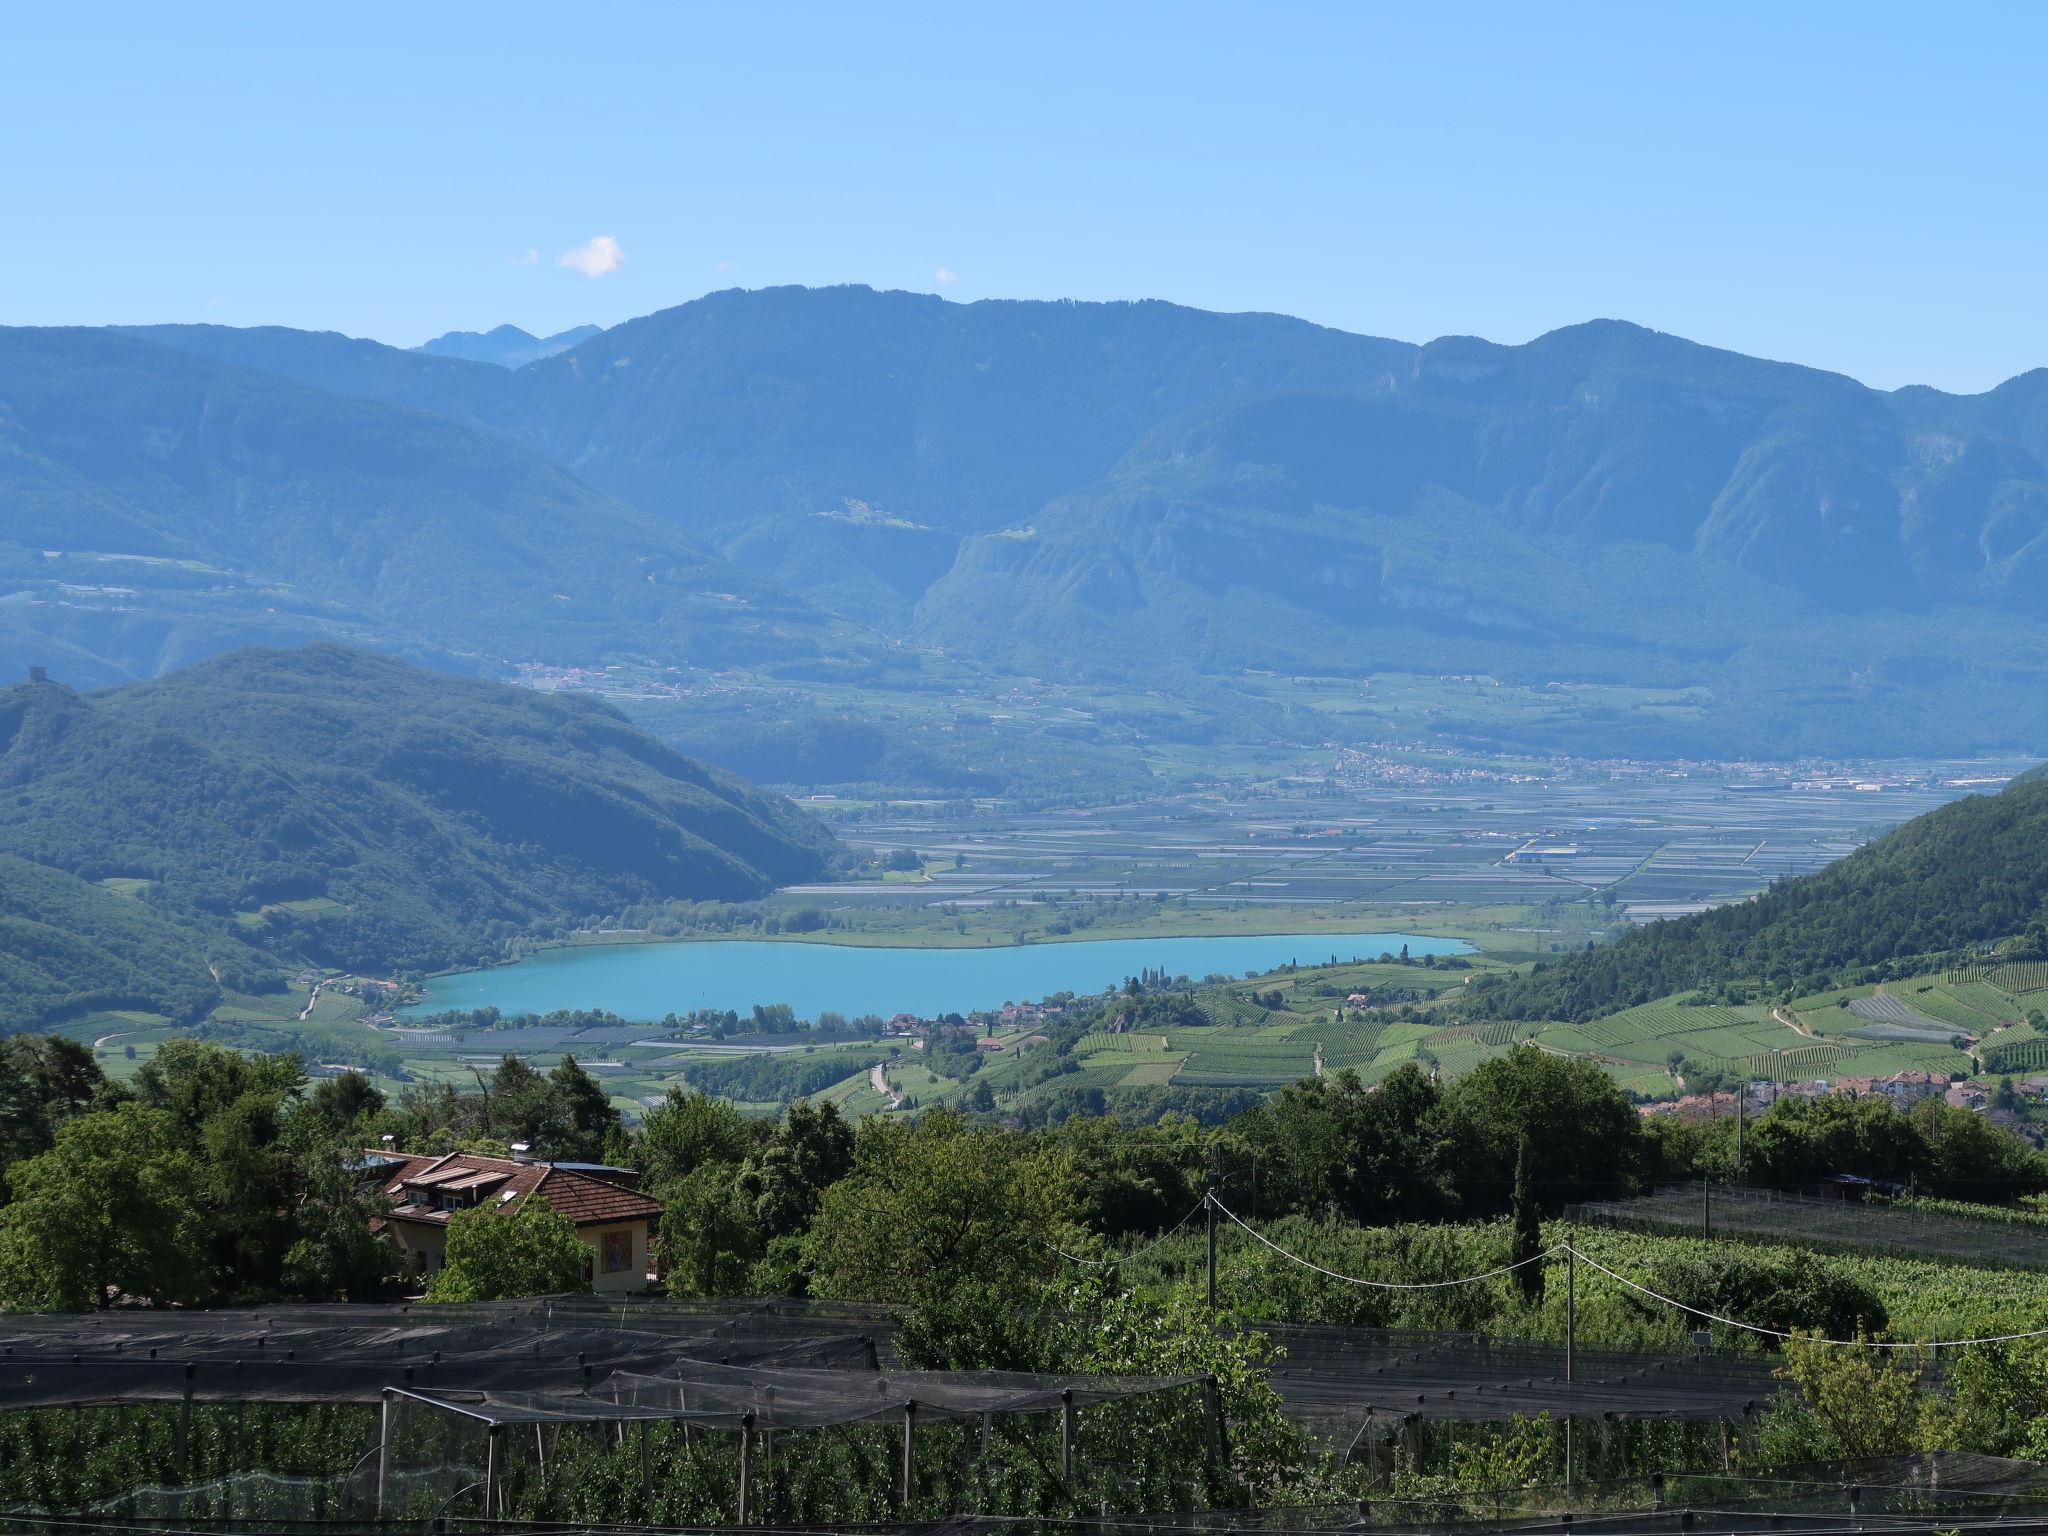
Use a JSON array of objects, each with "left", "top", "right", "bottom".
[{"left": 1641, "top": 1069, "right": 2048, "bottom": 1145}]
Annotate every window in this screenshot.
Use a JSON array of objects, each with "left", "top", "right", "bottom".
[{"left": 602, "top": 1230, "right": 633, "bottom": 1274}]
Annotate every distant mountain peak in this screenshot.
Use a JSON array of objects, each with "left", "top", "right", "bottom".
[{"left": 414, "top": 323, "right": 601, "bottom": 369}]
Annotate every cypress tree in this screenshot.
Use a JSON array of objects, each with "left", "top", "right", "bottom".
[{"left": 1511, "top": 1129, "right": 1546, "bottom": 1305}]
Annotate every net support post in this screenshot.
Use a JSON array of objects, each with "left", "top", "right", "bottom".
[
  {"left": 485, "top": 1425, "right": 501, "bottom": 1518},
  {"left": 376, "top": 1388, "right": 392, "bottom": 1515},
  {"left": 738, "top": 1411, "right": 755, "bottom": 1524},
  {"left": 1203, "top": 1373, "right": 1229, "bottom": 1477},
  {"left": 1060, "top": 1387, "right": 1076, "bottom": 1488},
  {"left": 901, "top": 1398, "right": 918, "bottom": 1508},
  {"left": 176, "top": 1362, "right": 195, "bottom": 1480},
  {"left": 638, "top": 1419, "right": 651, "bottom": 1501}
]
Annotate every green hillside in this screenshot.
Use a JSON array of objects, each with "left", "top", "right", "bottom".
[
  {"left": 1475, "top": 772, "right": 2048, "bottom": 1021},
  {"left": 0, "top": 855, "right": 256, "bottom": 1034},
  {"left": 0, "top": 645, "right": 838, "bottom": 1025}
]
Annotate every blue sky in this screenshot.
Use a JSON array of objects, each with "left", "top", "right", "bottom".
[{"left": 4, "top": 2, "right": 2042, "bottom": 392}]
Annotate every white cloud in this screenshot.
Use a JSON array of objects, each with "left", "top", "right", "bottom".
[
  {"left": 506, "top": 248, "right": 540, "bottom": 266},
  {"left": 560, "top": 235, "right": 626, "bottom": 278},
  {"left": 934, "top": 266, "right": 959, "bottom": 285}
]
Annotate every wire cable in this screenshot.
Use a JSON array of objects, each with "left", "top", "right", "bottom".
[
  {"left": 1566, "top": 1243, "right": 2048, "bottom": 1349},
  {"left": 1042, "top": 1197, "right": 1208, "bottom": 1267},
  {"left": 1211, "top": 1196, "right": 1558, "bottom": 1289}
]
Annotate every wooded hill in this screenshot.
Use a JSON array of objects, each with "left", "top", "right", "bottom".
[
  {"left": 1473, "top": 771, "right": 2048, "bottom": 1021},
  {"left": 0, "top": 645, "right": 837, "bottom": 1032}
]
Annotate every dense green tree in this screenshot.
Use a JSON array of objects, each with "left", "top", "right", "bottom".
[
  {"left": 540, "top": 1055, "right": 621, "bottom": 1162},
  {"left": 426, "top": 1202, "right": 588, "bottom": 1301},
  {"left": 1434, "top": 1047, "right": 1642, "bottom": 1212},
  {"left": 0, "top": 1034, "right": 105, "bottom": 1182},
  {"left": 804, "top": 1110, "right": 1075, "bottom": 1306},
  {"left": 740, "top": 1097, "right": 854, "bottom": 1241},
  {"left": 134, "top": 1039, "right": 309, "bottom": 1296},
  {"left": 658, "top": 1163, "right": 760, "bottom": 1296},
  {"left": 303, "top": 1070, "right": 386, "bottom": 1138},
  {"left": 637, "top": 1085, "right": 754, "bottom": 1186},
  {"left": 278, "top": 1123, "right": 392, "bottom": 1300},
  {"left": 0, "top": 1105, "right": 209, "bottom": 1309}
]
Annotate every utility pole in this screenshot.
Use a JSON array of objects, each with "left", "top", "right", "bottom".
[
  {"left": 1205, "top": 1176, "right": 1219, "bottom": 1310},
  {"left": 1703, "top": 1175, "right": 1712, "bottom": 1237}
]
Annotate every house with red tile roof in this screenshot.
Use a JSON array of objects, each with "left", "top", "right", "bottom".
[{"left": 360, "top": 1146, "right": 663, "bottom": 1293}]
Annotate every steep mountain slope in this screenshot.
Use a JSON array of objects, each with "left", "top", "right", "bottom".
[
  {"left": 0, "top": 854, "right": 249, "bottom": 1035},
  {"left": 0, "top": 327, "right": 863, "bottom": 685},
  {"left": 97, "top": 290, "right": 2048, "bottom": 755},
  {"left": 416, "top": 323, "right": 602, "bottom": 369},
  {"left": 0, "top": 646, "right": 839, "bottom": 1017},
  {"left": 1473, "top": 771, "right": 2048, "bottom": 1021}
]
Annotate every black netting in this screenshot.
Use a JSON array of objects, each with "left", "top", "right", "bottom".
[
  {"left": 1260, "top": 1323, "right": 1784, "bottom": 1423},
  {"left": 0, "top": 1298, "right": 895, "bottom": 1409},
  {"left": 1572, "top": 1184, "right": 2048, "bottom": 1271}
]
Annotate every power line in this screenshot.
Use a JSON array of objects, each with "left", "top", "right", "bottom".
[
  {"left": 1210, "top": 1196, "right": 1557, "bottom": 1289},
  {"left": 1567, "top": 1243, "right": 2048, "bottom": 1350},
  {"left": 1042, "top": 1198, "right": 1208, "bottom": 1268}
]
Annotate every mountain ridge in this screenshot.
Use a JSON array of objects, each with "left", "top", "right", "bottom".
[
  {"left": 32, "top": 288, "right": 2048, "bottom": 757},
  {"left": 0, "top": 644, "right": 840, "bottom": 1032}
]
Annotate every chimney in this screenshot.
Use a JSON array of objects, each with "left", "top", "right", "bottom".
[
  {"left": 27, "top": 666, "right": 47, "bottom": 684},
  {"left": 510, "top": 1141, "right": 534, "bottom": 1163}
]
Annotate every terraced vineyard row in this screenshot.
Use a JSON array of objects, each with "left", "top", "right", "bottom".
[
  {"left": 1990, "top": 962, "right": 2048, "bottom": 996},
  {"left": 1075, "top": 1031, "right": 1171, "bottom": 1052},
  {"left": 1982, "top": 1036, "right": 2048, "bottom": 1073},
  {"left": 1951, "top": 961, "right": 2048, "bottom": 995},
  {"left": 1195, "top": 993, "right": 1272, "bottom": 1028}
]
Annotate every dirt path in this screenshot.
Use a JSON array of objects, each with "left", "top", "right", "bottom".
[
  {"left": 298, "top": 981, "right": 323, "bottom": 1021},
  {"left": 1313, "top": 1042, "right": 1326, "bottom": 1079},
  {"left": 869, "top": 1062, "right": 905, "bottom": 1110},
  {"left": 1773, "top": 1005, "right": 1816, "bottom": 1039},
  {"left": 92, "top": 1029, "right": 138, "bottom": 1050}
]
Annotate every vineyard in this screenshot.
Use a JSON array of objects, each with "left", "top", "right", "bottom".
[
  {"left": 1981, "top": 1034, "right": 2048, "bottom": 1073},
  {"left": 1075, "top": 1031, "right": 1171, "bottom": 1052},
  {"left": 1018, "top": 952, "right": 2040, "bottom": 1112},
  {"left": 1951, "top": 960, "right": 2048, "bottom": 995},
  {"left": 1129, "top": 1209, "right": 2048, "bottom": 1347},
  {"left": 1572, "top": 1183, "right": 2048, "bottom": 1273}
]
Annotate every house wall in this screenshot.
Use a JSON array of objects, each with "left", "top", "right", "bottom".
[
  {"left": 385, "top": 1217, "right": 449, "bottom": 1280},
  {"left": 579, "top": 1221, "right": 650, "bottom": 1292},
  {"left": 381, "top": 1213, "right": 650, "bottom": 1294}
]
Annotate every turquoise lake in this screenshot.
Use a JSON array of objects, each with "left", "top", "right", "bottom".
[{"left": 401, "top": 931, "right": 1470, "bottom": 1023}]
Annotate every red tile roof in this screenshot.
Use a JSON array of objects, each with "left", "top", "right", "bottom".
[{"left": 366, "top": 1150, "right": 662, "bottom": 1228}]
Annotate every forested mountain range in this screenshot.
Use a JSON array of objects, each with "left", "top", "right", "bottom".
[
  {"left": 1473, "top": 768, "right": 2048, "bottom": 1021},
  {"left": 0, "top": 645, "right": 837, "bottom": 1031},
  {"left": 8, "top": 287, "right": 2048, "bottom": 756},
  {"left": 0, "top": 326, "right": 880, "bottom": 689}
]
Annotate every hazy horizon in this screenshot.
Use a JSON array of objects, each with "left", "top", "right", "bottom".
[{"left": 9, "top": 2, "right": 2048, "bottom": 392}]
